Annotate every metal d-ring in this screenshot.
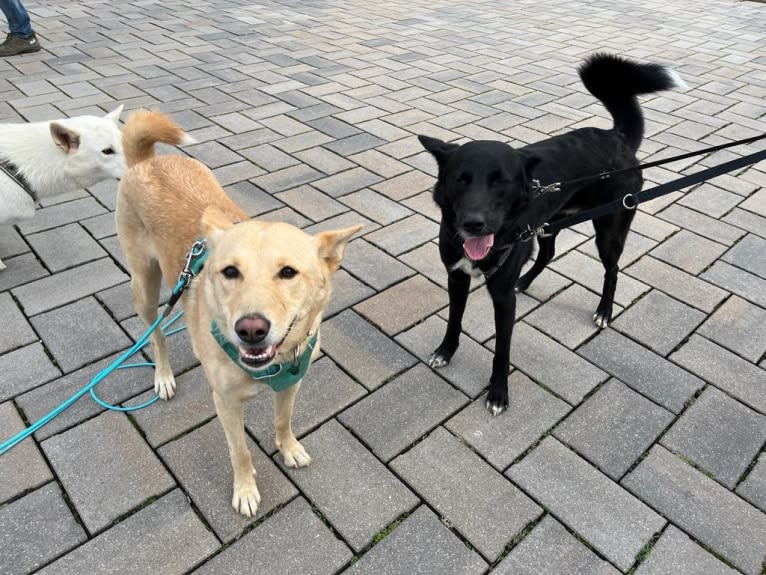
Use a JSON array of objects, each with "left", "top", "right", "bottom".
[{"left": 622, "top": 193, "right": 638, "bottom": 210}]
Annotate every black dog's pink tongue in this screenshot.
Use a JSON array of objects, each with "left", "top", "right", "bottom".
[{"left": 463, "top": 234, "right": 495, "bottom": 261}]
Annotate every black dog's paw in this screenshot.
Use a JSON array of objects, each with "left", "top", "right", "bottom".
[
  {"left": 485, "top": 386, "right": 509, "bottom": 416},
  {"left": 593, "top": 306, "right": 612, "bottom": 329},
  {"left": 427, "top": 351, "right": 450, "bottom": 369}
]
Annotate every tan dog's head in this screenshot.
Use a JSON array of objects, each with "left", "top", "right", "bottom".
[{"left": 200, "top": 207, "right": 360, "bottom": 369}]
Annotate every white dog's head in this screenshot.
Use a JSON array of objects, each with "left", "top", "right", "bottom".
[{"left": 49, "top": 105, "right": 127, "bottom": 189}]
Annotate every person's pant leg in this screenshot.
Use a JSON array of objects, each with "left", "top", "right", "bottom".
[{"left": 0, "top": 0, "right": 34, "bottom": 37}]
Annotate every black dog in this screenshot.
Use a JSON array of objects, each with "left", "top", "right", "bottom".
[{"left": 419, "top": 53, "right": 684, "bottom": 415}]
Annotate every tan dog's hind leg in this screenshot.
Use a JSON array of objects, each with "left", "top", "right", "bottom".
[
  {"left": 274, "top": 383, "right": 311, "bottom": 468},
  {"left": 130, "top": 256, "right": 176, "bottom": 399},
  {"left": 213, "top": 390, "right": 261, "bottom": 517}
]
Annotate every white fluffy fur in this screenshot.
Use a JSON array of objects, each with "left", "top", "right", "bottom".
[{"left": 0, "top": 105, "right": 126, "bottom": 269}]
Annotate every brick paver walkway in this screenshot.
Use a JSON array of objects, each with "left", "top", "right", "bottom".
[{"left": 1, "top": 0, "right": 765, "bottom": 573}]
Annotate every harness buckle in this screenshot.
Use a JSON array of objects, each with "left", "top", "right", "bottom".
[
  {"left": 530, "top": 179, "right": 562, "bottom": 194},
  {"left": 519, "top": 224, "right": 551, "bottom": 242}
]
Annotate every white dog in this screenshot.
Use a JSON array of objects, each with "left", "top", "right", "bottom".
[{"left": 0, "top": 105, "right": 126, "bottom": 269}]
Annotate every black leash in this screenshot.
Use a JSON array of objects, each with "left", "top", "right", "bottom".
[{"left": 517, "top": 146, "right": 766, "bottom": 243}]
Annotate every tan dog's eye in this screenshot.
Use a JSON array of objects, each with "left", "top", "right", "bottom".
[
  {"left": 278, "top": 266, "right": 298, "bottom": 279},
  {"left": 222, "top": 265, "right": 240, "bottom": 279}
]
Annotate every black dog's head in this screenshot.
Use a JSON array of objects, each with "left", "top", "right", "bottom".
[{"left": 419, "top": 135, "right": 538, "bottom": 261}]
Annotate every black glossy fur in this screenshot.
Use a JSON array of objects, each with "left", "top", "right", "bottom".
[{"left": 419, "top": 53, "right": 682, "bottom": 415}]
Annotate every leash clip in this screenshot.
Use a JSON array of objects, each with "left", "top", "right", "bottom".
[
  {"left": 622, "top": 193, "right": 638, "bottom": 210},
  {"left": 519, "top": 224, "right": 551, "bottom": 242},
  {"left": 531, "top": 179, "right": 561, "bottom": 194},
  {"left": 180, "top": 239, "right": 207, "bottom": 284}
]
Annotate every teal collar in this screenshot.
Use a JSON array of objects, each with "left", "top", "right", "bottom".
[{"left": 210, "top": 321, "right": 317, "bottom": 391}]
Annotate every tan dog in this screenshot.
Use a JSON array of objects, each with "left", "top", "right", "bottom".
[{"left": 116, "top": 110, "right": 360, "bottom": 516}]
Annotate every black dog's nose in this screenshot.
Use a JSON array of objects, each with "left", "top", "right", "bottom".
[
  {"left": 235, "top": 314, "right": 270, "bottom": 344},
  {"left": 461, "top": 214, "right": 486, "bottom": 234}
]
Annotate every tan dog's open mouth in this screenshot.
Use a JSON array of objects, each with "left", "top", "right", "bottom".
[{"left": 239, "top": 343, "right": 279, "bottom": 367}]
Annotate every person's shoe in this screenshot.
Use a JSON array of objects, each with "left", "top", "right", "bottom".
[{"left": 0, "top": 32, "right": 42, "bottom": 57}]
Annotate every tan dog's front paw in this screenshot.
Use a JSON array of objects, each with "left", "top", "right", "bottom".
[
  {"left": 279, "top": 439, "right": 312, "bottom": 468},
  {"left": 154, "top": 372, "right": 176, "bottom": 400},
  {"left": 232, "top": 479, "right": 261, "bottom": 517}
]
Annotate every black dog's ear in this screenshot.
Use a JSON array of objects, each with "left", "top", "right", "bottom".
[{"left": 418, "top": 135, "right": 459, "bottom": 167}]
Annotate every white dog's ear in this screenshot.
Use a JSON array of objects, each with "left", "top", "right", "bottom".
[
  {"left": 201, "top": 206, "right": 235, "bottom": 244},
  {"left": 105, "top": 104, "right": 124, "bottom": 124},
  {"left": 50, "top": 123, "right": 81, "bottom": 154},
  {"left": 316, "top": 224, "right": 362, "bottom": 273}
]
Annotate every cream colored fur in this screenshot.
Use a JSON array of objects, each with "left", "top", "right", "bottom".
[{"left": 116, "top": 109, "right": 359, "bottom": 517}]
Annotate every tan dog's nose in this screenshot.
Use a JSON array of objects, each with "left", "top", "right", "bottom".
[{"left": 235, "top": 315, "right": 270, "bottom": 344}]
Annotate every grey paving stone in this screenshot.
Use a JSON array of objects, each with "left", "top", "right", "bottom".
[
  {"left": 508, "top": 322, "right": 608, "bottom": 405},
  {"left": 0, "top": 401, "right": 52, "bottom": 504},
  {"left": 302, "top": 211, "right": 379, "bottom": 238},
  {"left": 94, "top": 281, "right": 139, "bottom": 322},
  {"left": 42, "top": 410, "right": 175, "bottom": 533},
  {"left": 194, "top": 497, "right": 352, "bottom": 575},
  {"left": 401, "top": 189, "right": 442, "bottom": 222},
  {"left": 17, "top": 197, "right": 108, "bottom": 235},
  {"left": 678, "top": 182, "right": 742, "bottom": 219},
  {"left": 625, "top": 255, "right": 728, "bottom": 313},
  {"left": 649, "top": 229, "right": 728, "bottom": 275},
  {"left": 15, "top": 349, "right": 153, "bottom": 440},
  {"left": 371, "top": 170, "right": 438, "bottom": 201},
  {"left": 659, "top": 204, "right": 745, "bottom": 246},
  {"left": 320, "top": 309, "right": 417, "bottom": 390},
  {"left": 741, "top": 187, "right": 766, "bottom": 218},
  {"left": 224, "top": 181, "right": 284, "bottom": 217},
  {"left": 518, "top": 266, "right": 573, "bottom": 303},
  {"left": 252, "top": 164, "right": 323, "bottom": 194},
  {"left": 0, "top": 483, "right": 86, "bottom": 575},
  {"left": 446, "top": 371, "right": 570, "bottom": 470},
  {"left": 245, "top": 356, "right": 367, "bottom": 452},
  {"left": 508, "top": 437, "right": 665, "bottom": 571},
  {"left": 159, "top": 418, "right": 297, "bottom": 542},
  {"left": 342, "top": 239, "right": 414, "bottom": 291},
  {"left": 25, "top": 222, "right": 107, "bottom": 273},
  {"left": 354, "top": 274, "right": 447, "bottom": 335},
  {"left": 623, "top": 445, "right": 766, "bottom": 575},
  {"left": 494, "top": 515, "right": 620, "bottom": 575},
  {"left": 0, "top": 252, "right": 49, "bottom": 292},
  {"left": 324, "top": 268, "right": 376, "bottom": 318},
  {"left": 294, "top": 145, "right": 355, "bottom": 175},
  {"left": 636, "top": 525, "right": 737, "bottom": 575},
  {"left": 0, "top": 225, "right": 28, "bottom": 261},
  {"left": 737, "top": 453, "right": 766, "bottom": 514},
  {"left": 630, "top": 210, "right": 680, "bottom": 242},
  {"left": 339, "top": 363, "right": 466, "bottom": 461},
  {"left": 698, "top": 295, "right": 766, "bottom": 362},
  {"left": 661, "top": 386, "right": 766, "bottom": 488},
  {"left": 37, "top": 489, "right": 219, "bottom": 575},
  {"left": 312, "top": 167, "right": 383, "bottom": 198},
  {"left": 346, "top": 505, "right": 487, "bottom": 575},
  {"left": 81, "top": 212, "right": 117, "bottom": 239},
  {"left": 703, "top": 260, "right": 766, "bottom": 308},
  {"left": 0, "top": 342, "right": 60, "bottom": 402},
  {"left": 578, "top": 329, "right": 704, "bottom": 413},
  {"left": 392, "top": 426, "right": 541, "bottom": 560},
  {"left": 279, "top": 419, "right": 418, "bottom": 552},
  {"left": 578, "top": 230, "right": 657, "bottom": 268},
  {"left": 121, "top": 315, "right": 199, "bottom": 376},
  {"left": 549, "top": 250, "right": 649, "bottom": 309},
  {"left": 611, "top": 290, "right": 706, "bottom": 356},
  {"left": 670, "top": 335, "right": 766, "bottom": 414},
  {"left": 339, "top": 188, "right": 413, "bottom": 225},
  {"left": 723, "top": 233, "right": 766, "bottom": 280},
  {"left": 364, "top": 214, "right": 440, "bottom": 256},
  {"left": 399, "top": 241, "right": 455, "bottom": 290},
  {"left": 724, "top": 207, "right": 766, "bottom": 239},
  {"left": 30, "top": 296, "right": 132, "bottom": 373},
  {"left": 554, "top": 379, "right": 674, "bottom": 479},
  {"left": 12, "top": 258, "right": 129, "bottom": 316},
  {"left": 274, "top": 185, "right": 347, "bottom": 222},
  {"left": 0, "top": 291, "right": 36, "bottom": 355},
  {"left": 396, "top": 315, "right": 493, "bottom": 397},
  {"left": 323, "top": 133, "right": 386, "bottom": 156},
  {"left": 525, "top": 283, "right": 613, "bottom": 348},
  {"left": 130, "top": 366, "right": 216, "bottom": 447}
]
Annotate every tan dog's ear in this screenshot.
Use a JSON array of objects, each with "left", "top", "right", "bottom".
[
  {"left": 105, "top": 104, "right": 124, "bottom": 124},
  {"left": 316, "top": 224, "right": 362, "bottom": 273},
  {"left": 50, "top": 123, "right": 81, "bottom": 154},
  {"left": 201, "top": 206, "right": 235, "bottom": 244}
]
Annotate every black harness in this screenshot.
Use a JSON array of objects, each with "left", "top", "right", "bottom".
[{"left": 0, "top": 159, "right": 38, "bottom": 202}]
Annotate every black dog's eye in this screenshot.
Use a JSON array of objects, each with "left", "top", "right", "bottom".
[
  {"left": 456, "top": 173, "right": 471, "bottom": 185},
  {"left": 222, "top": 266, "right": 240, "bottom": 279},
  {"left": 279, "top": 266, "right": 298, "bottom": 279},
  {"left": 101, "top": 147, "right": 115, "bottom": 155}
]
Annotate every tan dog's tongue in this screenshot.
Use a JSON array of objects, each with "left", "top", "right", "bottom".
[{"left": 463, "top": 234, "right": 495, "bottom": 261}]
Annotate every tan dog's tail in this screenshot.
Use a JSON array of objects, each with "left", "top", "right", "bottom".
[{"left": 122, "top": 109, "right": 195, "bottom": 167}]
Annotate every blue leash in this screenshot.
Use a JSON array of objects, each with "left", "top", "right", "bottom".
[{"left": 0, "top": 239, "right": 208, "bottom": 456}]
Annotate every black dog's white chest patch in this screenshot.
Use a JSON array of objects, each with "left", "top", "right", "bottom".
[{"left": 451, "top": 257, "right": 484, "bottom": 277}]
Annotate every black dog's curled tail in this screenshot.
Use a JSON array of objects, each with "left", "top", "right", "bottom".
[{"left": 579, "top": 53, "right": 686, "bottom": 152}]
